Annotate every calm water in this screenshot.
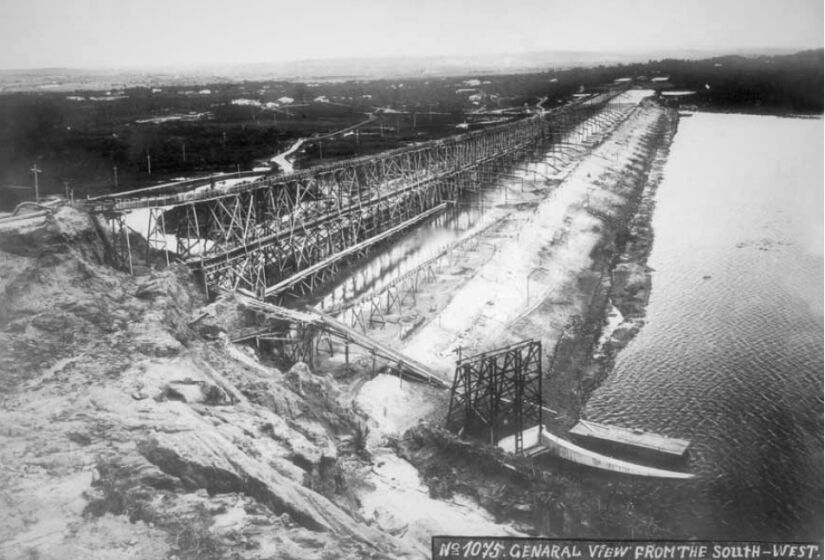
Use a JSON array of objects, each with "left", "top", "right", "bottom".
[{"left": 584, "top": 112, "right": 824, "bottom": 539}]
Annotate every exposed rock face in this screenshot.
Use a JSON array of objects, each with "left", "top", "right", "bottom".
[
  {"left": 0, "top": 208, "right": 414, "bottom": 559},
  {"left": 610, "top": 261, "right": 651, "bottom": 317}
]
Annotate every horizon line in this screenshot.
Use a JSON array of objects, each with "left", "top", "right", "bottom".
[{"left": 0, "top": 45, "right": 821, "bottom": 74}]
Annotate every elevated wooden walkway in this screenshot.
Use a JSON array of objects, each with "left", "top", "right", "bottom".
[
  {"left": 263, "top": 202, "right": 448, "bottom": 297},
  {"left": 232, "top": 294, "right": 449, "bottom": 389},
  {"left": 309, "top": 307, "right": 448, "bottom": 388}
]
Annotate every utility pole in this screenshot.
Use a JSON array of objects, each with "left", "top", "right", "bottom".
[
  {"left": 62, "top": 180, "right": 70, "bottom": 199},
  {"left": 30, "top": 164, "right": 41, "bottom": 202},
  {"left": 146, "top": 153, "right": 152, "bottom": 175},
  {"left": 113, "top": 165, "right": 118, "bottom": 188},
  {"left": 182, "top": 142, "right": 186, "bottom": 162}
]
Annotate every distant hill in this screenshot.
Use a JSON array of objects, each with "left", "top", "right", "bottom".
[{"left": 0, "top": 47, "right": 809, "bottom": 92}]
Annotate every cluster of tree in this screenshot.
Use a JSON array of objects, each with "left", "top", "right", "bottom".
[
  {"left": 0, "top": 49, "right": 820, "bottom": 208},
  {"left": 649, "top": 50, "right": 823, "bottom": 112}
]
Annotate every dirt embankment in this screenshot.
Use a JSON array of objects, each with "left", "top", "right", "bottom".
[
  {"left": 0, "top": 100, "right": 680, "bottom": 557},
  {"left": 397, "top": 102, "right": 683, "bottom": 538},
  {"left": 580, "top": 103, "right": 680, "bottom": 402},
  {"left": 541, "top": 101, "right": 681, "bottom": 423},
  {"left": 0, "top": 207, "right": 424, "bottom": 559}
]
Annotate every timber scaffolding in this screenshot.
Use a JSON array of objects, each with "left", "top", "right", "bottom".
[
  {"left": 446, "top": 340, "right": 544, "bottom": 454},
  {"left": 83, "top": 88, "right": 633, "bottom": 300},
  {"left": 320, "top": 215, "right": 507, "bottom": 332},
  {"left": 229, "top": 293, "right": 448, "bottom": 388}
]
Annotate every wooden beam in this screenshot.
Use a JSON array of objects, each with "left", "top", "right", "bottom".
[{"left": 264, "top": 203, "right": 448, "bottom": 297}]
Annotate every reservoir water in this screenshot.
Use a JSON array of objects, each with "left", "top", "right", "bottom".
[{"left": 584, "top": 112, "right": 823, "bottom": 539}]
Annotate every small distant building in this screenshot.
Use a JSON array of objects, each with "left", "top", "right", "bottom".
[
  {"left": 231, "top": 98, "right": 262, "bottom": 107},
  {"left": 651, "top": 76, "right": 670, "bottom": 83},
  {"left": 151, "top": 87, "right": 163, "bottom": 93},
  {"left": 198, "top": 89, "right": 212, "bottom": 95},
  {"left": 468, "top": 93, "right": 483, "bottom": 103},
  {"left": 277, "top": 96, "right": 295, "bottom": 105},
  {"left": 659, "top": 90, "right": 697, "bottom": 108},
  {"left": 659, "top": 91, "right": 697, "bottom": 97},
  {"left": 66, "top": 95, "right": 85, "bottom": 101},
  {"left": 463, "top": 79, "right": 481, "bottom": 87},
  {"left": 313, "top": 95, "right": 329, "bottom": 103},
  {"left": 614, "top": 77, "right": 632, "bottom": 84},
  {"left": 89, "top": 95, "right": 127, "bottom": 102}
]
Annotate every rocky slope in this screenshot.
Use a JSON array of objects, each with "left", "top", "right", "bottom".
[
  {"left": 0, "top": 100, "right": 682, "bottom": 558},
  {"left": 0, "top": 207, "right": 420, "bottom": 559}
]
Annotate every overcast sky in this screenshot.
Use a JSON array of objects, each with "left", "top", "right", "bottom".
[{"left": 0, "top": 0, "right": 822, "bottom": 70}]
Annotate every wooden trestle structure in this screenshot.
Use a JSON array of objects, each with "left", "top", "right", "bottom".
[
  {"left": 229, "top": 293, "right": 448, "bottom": 388},
  {"left": 83, "top": 90, "right": 629, "bottom": 301},
  {"left": 446, "top": 339, "right": 544, "bottom": 454}
]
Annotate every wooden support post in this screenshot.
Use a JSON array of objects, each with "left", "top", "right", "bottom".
[{"left": 122, "top": 219, "right": 133, "bottom": 275}]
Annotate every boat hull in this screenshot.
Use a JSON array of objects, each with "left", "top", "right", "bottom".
[{"left": 498, "top": 426, "right": 695, "bottom": 480}]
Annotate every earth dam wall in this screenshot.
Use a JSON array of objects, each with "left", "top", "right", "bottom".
[{"left": 0, "top": 99, "right": 683, "bottom": 558}]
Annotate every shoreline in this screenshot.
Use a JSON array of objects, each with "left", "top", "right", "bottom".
[
  {"left": 396, "top": 102, "right": 687, "bottom": 539},
  {"left": 679, "top": 106, "right": 824, "bottom": 119},
  {"left": 579, "top": 104, "right": 680, "bottom": 411}
]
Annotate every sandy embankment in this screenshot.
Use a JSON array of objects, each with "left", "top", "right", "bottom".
[
  {"left": 294, "top": 95, "right": 667, "bottom": 535},
  {"left": 0, "top": 208, "right": 427, "bottom": 559},
  {"left": 344, "top": 97, "right": 675, "bottom": 435},
  {"left": 0, "top": 95, "right": 680, "bottom": 558},
  {"left": 390, "top": 101, "right": 680, "bottom": 539}
]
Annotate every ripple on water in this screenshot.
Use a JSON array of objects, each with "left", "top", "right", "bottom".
[{"left": 584, "top": 113, "right": 823, "bottom": 540}]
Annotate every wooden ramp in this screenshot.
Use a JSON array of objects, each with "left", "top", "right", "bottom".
[
  {"left": 232, "top": 294, "right": 448, "bottom": 389},
  {"left": 306, "top": 308, "right": 449, "bottom": 389},
  {"left": 498, "top": 426, "right": 695, "bottom": 480},
  {"left": 569, "top": 419, "right": 690, "bottom": 459}
]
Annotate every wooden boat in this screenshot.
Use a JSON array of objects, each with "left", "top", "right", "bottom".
[
  {"left": 569, "top": 419, "right": 690, "bottom": 459},
  {"left": 498, "top": 426, "right": 695, "bottom": 480}
]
